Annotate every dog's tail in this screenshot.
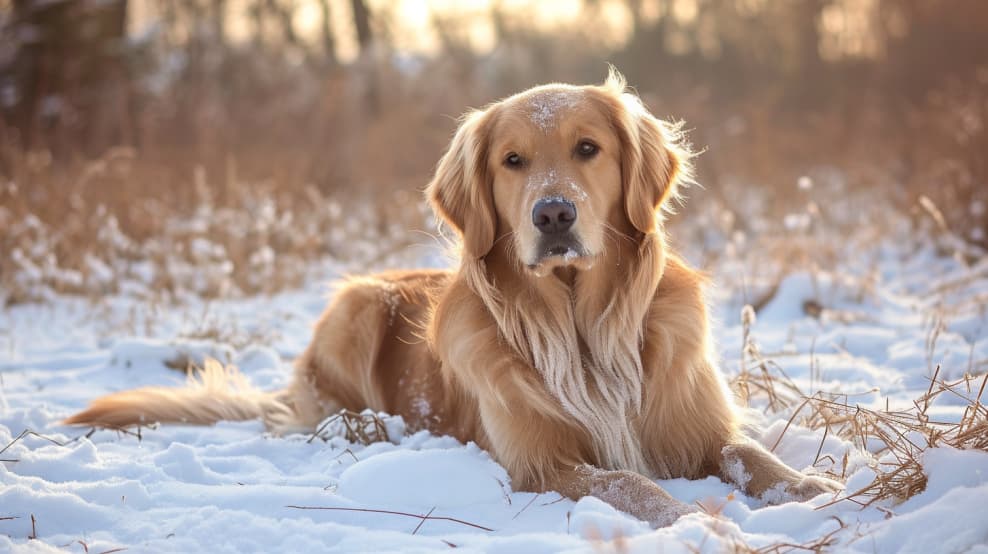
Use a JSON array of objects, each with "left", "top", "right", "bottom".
[{"left": 63, "top": 358, "right": 293, "bottom": 429}]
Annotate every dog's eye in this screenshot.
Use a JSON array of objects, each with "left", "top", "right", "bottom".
[
  {"left": 576, "top": 141, "right": 599, "bottom": 158},
  {"left": 504, "top": 153, "right": 524, "bottom": 168}
]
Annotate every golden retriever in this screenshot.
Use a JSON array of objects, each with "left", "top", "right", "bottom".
[{"left": 65, "top": 70, "right": 842, "bottom": 527}]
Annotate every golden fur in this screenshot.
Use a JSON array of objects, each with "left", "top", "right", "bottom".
[{"left": 65, "top": 70, "right": 842, "bottom": 527}]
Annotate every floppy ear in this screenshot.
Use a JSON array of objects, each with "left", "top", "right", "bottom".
[
  {"left": 426, "top": 110, "right": 497, "bottom": 259},
  {"left": 606, "top": 75, "right": 690, "bottom": 235},
  {"left": 623, "top": 110, "right": 685, "bottom": 234}
]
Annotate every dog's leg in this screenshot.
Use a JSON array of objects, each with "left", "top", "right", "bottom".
[
  {"left": 552, "top": 465, "right": 697, "bottom": 528},
  {"left": 466, "top": 349, "right": 696, "bottom": 528},
  {"left": 719, "top": 439, "right": 843, "bottom": 503},
  {"left": 434, "top": 288, "right": 696, "bottom": 528},
  {"left": 265, "top": 280, "right": 397, "bottom": 434},
  {"left": 454, "top": 343, "right": 696, "bottom": 528}
]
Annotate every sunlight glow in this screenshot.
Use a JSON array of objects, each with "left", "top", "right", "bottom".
[{"left": 128, "top": 0, "right": 891, "bottom": 64}]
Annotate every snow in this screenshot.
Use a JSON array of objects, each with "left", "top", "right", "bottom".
[
  {"left": 528, "top": 90, "right": 582, "bottom": 132},
  {"left": 336, "top": 447, "right": 509, "bottom": 510},
  {"left": 2, "top": 214, "right": 988, "bottom": 552},
  {"left": 526, "top": 170, "right": 589, "bottom": 202}
]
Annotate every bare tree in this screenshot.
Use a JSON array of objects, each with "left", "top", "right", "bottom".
[
  {"left": 1, "top": 0, "right": 130, "bottom": 154},
  {"left": 317, "top": 0, "right": 338, "bottom": 65},
  {"left": 351, "top": 0, "right": 373, "bottom": 55}
]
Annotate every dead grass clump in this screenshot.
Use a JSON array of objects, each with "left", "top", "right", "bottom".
[
  {"left": 308, "top": 409, "right": 394, "bottom": 445},
  {"left": 808, "top": 368, "right": 988, "bottom": 507},
  {"left": 734, "top": 351, "right": 988, "bottom": 508},
  {"left": 732, "top": 304, "right": 806, "bottom": 413}
]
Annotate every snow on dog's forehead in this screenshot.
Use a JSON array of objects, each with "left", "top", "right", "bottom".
[
  {"left": 500, "top": 83, "right": 587, "bottom": 133},
  {"left": 498, "top": 79, "right": 646, "bottom": 135},
  {"left": 519, "top": 86, "right": 586, "bottom": 132}
]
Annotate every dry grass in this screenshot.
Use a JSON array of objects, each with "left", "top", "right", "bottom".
[
  {"left": 727, "top": 526, "right": 844, "bottom": 554},
  {"left": 2, "top": 45, "right": 986, "bottom": 307},
  {"left": 174, "top": 307, "right": 281, "bottom": 351},
  {"left": 733, "top": 332, "right": 988, "bottom": 509},
  {"left": 810, "top": 368, "right": 988, "bottom": 508},
  {"left": 724, "top": 315, "right": 988, "bottom": 551},
  {"left": 284, "top": 504, "right": 494, "bottom": 533},
  {"left": 720, "top": 188, "right": 987, "bottom": 513},
  {"left": 307, "top": 409, "right": 394, "bottom": 445},
  {"left": 0, "top": 137, "right": 433, "bottom": 306},
  {"left": 733, "top": 304, "right": 806, "bottom": 413}
]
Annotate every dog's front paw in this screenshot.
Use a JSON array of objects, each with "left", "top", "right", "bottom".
[
  {"left": 786, "top": 474, "right": 843, "bottom": 502},
  {"left": 647, "top": 500, "right": 700, "bottom": 528}
]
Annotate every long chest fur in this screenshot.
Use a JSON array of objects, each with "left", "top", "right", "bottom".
[{"left": 500, "top": 287, "right": 653, "bottom": 473}]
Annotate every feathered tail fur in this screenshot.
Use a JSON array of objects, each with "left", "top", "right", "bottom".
[{"left": 63, "top": 359, "right": 292, "bottom": 429}]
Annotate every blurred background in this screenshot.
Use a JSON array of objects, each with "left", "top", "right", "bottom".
[{"left": 1, "top": 0, "right": 986, "bottom": 304}]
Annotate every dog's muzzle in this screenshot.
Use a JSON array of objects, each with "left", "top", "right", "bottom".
[{"left": 531, "top": 197, "right": 585, "bottom": 263}]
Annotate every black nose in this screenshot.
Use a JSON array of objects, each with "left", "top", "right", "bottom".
[{"left": 532, "top": 198, "right": 577, "bottom": 234}]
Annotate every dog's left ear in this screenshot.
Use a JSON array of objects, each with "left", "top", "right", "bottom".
[
  {"left": 426, "top": 109, "right": 497, "bottom": 259},
  {"left": 607, "top": 79, "right": 690, "bottom": 235},
  {"left": 624, "top": 111, "right": 685, "bottom": 234}
]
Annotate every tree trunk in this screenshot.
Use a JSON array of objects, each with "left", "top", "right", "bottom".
[
  {"left": 1, "top": 0, "right": 130, "bottom": 154},
  {"left": 317, "top": 0, "right": 338, "bottom": 65},
  {"left": 351, "top": 0, "right": 373, "bottom": 55}
]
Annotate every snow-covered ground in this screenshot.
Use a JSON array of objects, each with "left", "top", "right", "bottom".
[{"left": 2, "top": 207, "right": 988, "bottom": 553}]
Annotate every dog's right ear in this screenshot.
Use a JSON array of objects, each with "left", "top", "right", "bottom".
[{"left": 426, "top": 109, "right": 496, "bottom": 259}]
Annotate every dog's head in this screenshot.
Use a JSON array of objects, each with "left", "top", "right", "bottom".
[{"left": 428, "top": 70, "right": 690, "bottom": 276}]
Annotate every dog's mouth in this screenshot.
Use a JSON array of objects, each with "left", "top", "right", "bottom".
[{"left": 526, "top": 234, "right": 593, "bottom": 276}]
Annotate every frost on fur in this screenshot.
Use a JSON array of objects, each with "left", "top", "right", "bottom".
[{"left": 721, "top": 447, "right": 753, "bottom": 491}]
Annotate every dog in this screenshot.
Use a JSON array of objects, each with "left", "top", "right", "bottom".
[{"left": 65, "top": 70, "right": 842, "bottom": 527}]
